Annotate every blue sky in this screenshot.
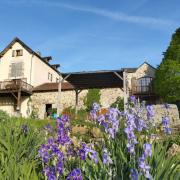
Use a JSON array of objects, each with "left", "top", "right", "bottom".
[{"left": 0, "top": 0, "right": 179, "bottom": 72}]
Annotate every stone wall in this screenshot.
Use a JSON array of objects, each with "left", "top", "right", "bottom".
[
  {"left": 153, "top": 104, "right": 179, "bottom": 125},
  {"left": 31, "top": 88, "right": 123, "bottom": 119}
]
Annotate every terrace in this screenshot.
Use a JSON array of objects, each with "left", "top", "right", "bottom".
[
  {"left": 0, "top": 79, "right": 33, "bottom": 110},
  {"left": 131, "top": 76, "right": 155, "bottom": 95},
  {"left": 131, "top": 85, "right": 154, "bottom": 95},
  {"left": 0, "top": 79, "right": 33, "bottom": 95}
]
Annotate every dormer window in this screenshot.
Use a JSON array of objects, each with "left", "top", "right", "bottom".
[
  {"left": 12, "top": 49, "right": 23, "bottom": 57},
  {"left": 48, "top": 72, "right": 53, "bottom": 82}
]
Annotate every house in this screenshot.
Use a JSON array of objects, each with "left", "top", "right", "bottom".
[
  {"left": 0, "top": 38, "right": 156, "bottom": 118},
  {"left": 0, "top": 37, "right": 61, "bottom": 117}
]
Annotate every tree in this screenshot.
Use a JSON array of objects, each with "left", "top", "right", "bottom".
[{"left": 154, "top": 28, "right": 180, "bottom": 102}]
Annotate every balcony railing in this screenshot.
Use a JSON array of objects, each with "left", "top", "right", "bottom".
[
  {"left": 131, "top": 85, "right": 154, "bottom": 95},
  {"left": 0, "top": 79, "right": 33, "bottom": 93}
]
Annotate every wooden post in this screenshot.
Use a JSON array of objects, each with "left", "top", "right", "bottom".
[
  {"left": 123, "top": 71, "right": 128, "bottom": 110},
  {"left": 75, "top": 89, "right": 78, "bottom": 118},
  {"left": 57, "top": 76, "right": 62, "bottom": 117},
  {"left": 57, "top": 74, "right": 71, "bottom": 117}
]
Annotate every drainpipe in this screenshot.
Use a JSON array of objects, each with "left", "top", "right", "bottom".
[{"left": 29, "top": 54, "right": 34, "bottom": 85}]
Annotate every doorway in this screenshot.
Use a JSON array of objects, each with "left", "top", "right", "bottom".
[{"left": 45, "top": 104, "right": 52, "bottom": 117}]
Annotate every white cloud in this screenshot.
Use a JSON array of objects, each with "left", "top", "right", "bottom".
[{"left": 5, "top": 0, "right": 177, "bottom": 26}]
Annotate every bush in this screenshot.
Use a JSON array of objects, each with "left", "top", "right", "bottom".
[
  {"left": 0, "top": 110, "right": 10, "bottom": 122},
  {"left": 0, "top": 118, "right": 44, "bottom": 179},
  {"left": 63, "top": 106, "right": 88, "bottom": 120},
  {"left": 110, "top": 97, "right": 124, "bottom": 111},
  {"left": 84, "top": 89, "right": 101, "bottom": 111}
]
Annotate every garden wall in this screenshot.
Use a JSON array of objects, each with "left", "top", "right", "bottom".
[
  {"left": 31, "top": 88, "right": 124, "bottom": 119},
  {"left": 153, "top": 104, "right": 179, "bottom": 125}
]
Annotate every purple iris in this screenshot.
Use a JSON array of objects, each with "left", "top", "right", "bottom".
[
  {"left": 57, "top": 130, "right": 71, "bottom": 145},
  {"left": 124, "top": 127, "right": 135, "bottom": 139},
  {"left": 135, "top": 118, "right": 147, "bottom": 132},
  {"left": 162, "top": 116, "right": 171, "bottom": 134},
  {"left": 127, "top": 143, "right": 135, "bottom": 154},
  {"left": 21, "top": 124, "right": 28, "bottom": 134},
  {"left": 92, "top": 102, "right": 100, "bottom": 111},
  {"left": 39, "top": 115, "right": 74, "bottom": 179},
  {"left": 102, "top": 148, "right": 113, "bottom": 165},
  {"left": 138, "top": 143, "right": 152, "bottom": 179},
  {"left": 146, "top": 105, "right": 154, "bottom": 119},
  {"left": 130, "top": 95, "right": 136, "bottom": 104},
  {"left": 143, "top": 143, "right": 152, "bottom": 158},
  {"left": 78, "top": 143, "right": 98, "bottom": 164},
  {"left": 38, "top": 144, "right": 51, "bottom": 163},
  {"left": 90, "top": 150, "right": 99, "bottom": 164},
  {"left": 66, "top": 168, "right": 83, "bottom": 180},
  {"left": 90, "top": 103, "right": 100, "bottom": 120},
  {"left": 44, "top": 124, "right": 53, "bottom": 133},
  {"left": 56, "top": 160, "right": 64, "bottom": 175},
  {"left": 164, "top": 127, "right": 172, "bottom": 134},
  {"left": 97, "top": 114, "right": 105, "bottom": 125},
  {"left": 163, "top": 103, "right": 170, "bottom": 109},
  {"left": 130, "top": 169, "right": 138, "bottom": 180},
  {"left": 43, "top": 166, "right": 56, "bottom": 180}
]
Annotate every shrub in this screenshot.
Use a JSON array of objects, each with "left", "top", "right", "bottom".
[
  {"left": 84, "top": 89, "right": 101, "bottom": 111},
  {"left": 0, "top": 119, "right": 44, "bottom": 179},
  {"left": 63, "top": 106, "right": 88, "bottom": 120},
  {"left": 110, "top": 97, "right": 124, "bottom": 111},
  {"left": 0, "top": 110, "right": 10, "bottom": 122}
]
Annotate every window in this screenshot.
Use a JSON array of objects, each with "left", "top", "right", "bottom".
[
  {"left": 56, "top": 78, "right": 59, "bottom": 83},
  {"left": 12, "top": 49, "right": 23, "bottom": 57},
  {"left": 138, "top": 77, "right": 152, "bottom": 86},
  {"left": 50, "top": 74, "right": 53, "bottom": 82},
  {"left": 48, "top": 73, "right": 53, "bottom": 82},
  {"left": 137, "top": 77, "right": 153, "bottom": 93},
  {"left": 10, "top": 62, "right": 24, "bottom": 78},
  {"left": 48, "top": 73, "right": 50, "bottom": 80}
]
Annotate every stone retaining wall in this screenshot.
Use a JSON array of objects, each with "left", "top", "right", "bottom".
[
  {"left": 31, "top": 88, "right": 124, "bottom": 119},
  {"left": 153, "top": 104, "right": 179, "bottom": 124}
]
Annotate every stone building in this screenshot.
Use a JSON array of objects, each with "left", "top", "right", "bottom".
[{"left": 0, "top": 38, "right": 156, "bottom": 119}]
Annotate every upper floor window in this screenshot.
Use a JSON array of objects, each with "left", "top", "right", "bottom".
[
  {"left": 12, "top": 49, "right": 23, "bottom": 57},
  {"left": 10, "top": 62, "right": 24, "bottom": 78},
  {"left": 137, "top": 77, "right": 153, "bottom": 87},
  {"left": 48, "top": 72, "right": 53, "bottom": 82},
  {"left": 56, "top": 78, "right": 59, "bottom": 83}
]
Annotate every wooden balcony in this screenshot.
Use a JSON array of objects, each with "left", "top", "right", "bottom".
[
  {"left": 131, "top": 85, "right": 154, "bottom": 95},
  {"left": 0, "top": 79, "right": 33, "bottom": 95}
]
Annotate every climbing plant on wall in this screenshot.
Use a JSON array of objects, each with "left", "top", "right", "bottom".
[{"left": 84, "top": 89, "right": 101, "bottom": 111}]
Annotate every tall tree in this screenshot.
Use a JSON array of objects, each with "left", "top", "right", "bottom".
[{"left": 154, "top": 28, "right": 180, "bottom": 102}]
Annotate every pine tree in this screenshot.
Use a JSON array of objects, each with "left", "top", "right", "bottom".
[{"left": 154, "top": 28, "right": 180, "bottom": 102}]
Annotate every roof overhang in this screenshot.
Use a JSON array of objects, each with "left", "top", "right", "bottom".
[{"left": 62, "top": 70, "right": 123, "bottom": 90}]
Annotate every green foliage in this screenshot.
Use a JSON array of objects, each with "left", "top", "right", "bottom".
[
  {"left": 149, "top": 141, "right": 180, "bottom": 179},
  {"left": 63, "top": 106, "right": 88, "bottom": 120},
  {"left": 0, "top": 110, "right": 10, "bottom": 122},
  {"left": 154, "top": 28, "right": 180, "bottom": 102},
  {"left": 30, "top": 105, "right": 39, "bottom": 119},
  {"left": 84, "top": 89, "right": 101, "bottom": 111},
  {"left": 111, "top": 97, "right": 124, "bottom": 111},
  {"left": 0, "top": 119, "right": 44, "bottom": 179}
]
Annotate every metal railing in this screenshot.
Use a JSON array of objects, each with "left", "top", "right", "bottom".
[
  {"left": 131, "top": 85, "right": 153, "bottom": 94},
  {"left": 0, "top": 79, "right": 33, "bottom": 93}
]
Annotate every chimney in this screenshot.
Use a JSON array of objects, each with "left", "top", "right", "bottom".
[{"left": 36, "top": 51, "right": 41, "bottom": 57}]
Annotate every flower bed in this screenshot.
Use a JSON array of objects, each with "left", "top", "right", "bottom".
[{"left": 0, "top": 97, "right": 179, "bottom": 179}]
